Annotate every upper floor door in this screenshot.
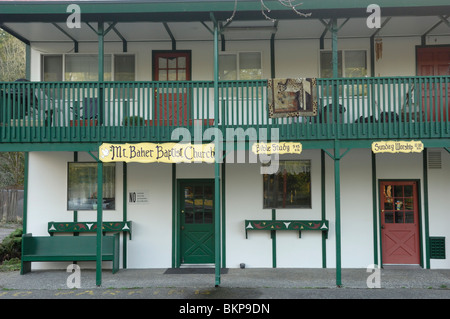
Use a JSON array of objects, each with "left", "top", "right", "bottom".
[
  {"left": 152, "top": 51, "right": 191, "bottom": 125},
  {"left": 416, "top": 46, "right": 450, "bottom": 122}
]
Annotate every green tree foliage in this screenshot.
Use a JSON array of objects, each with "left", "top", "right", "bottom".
[
  {"left": 0, "top": 29, "right": 26, "bottom": 81},
  {"left": 0, "top": 30, "right": 26, "bottom": 190},
  {"left": 0, "top": 152, "right": 25, "bottom": 189}
]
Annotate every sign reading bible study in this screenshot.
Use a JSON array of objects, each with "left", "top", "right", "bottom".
[
  {"left": 99, "top": 143, "right": 215, "bottom": 163},
  {"left": 251, "top": 142, "right": 302, "bottom": 155},
  {"left": 371, "top": 140, "right": 424, "bottom": 154}
]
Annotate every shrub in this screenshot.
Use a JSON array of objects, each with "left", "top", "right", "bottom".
[{"left": 0, "top": 228, "right": 22, "bottom": 263}]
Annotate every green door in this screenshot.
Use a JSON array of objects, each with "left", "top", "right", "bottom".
[{"left": 179, "top": 180, "right": 214, "bottom": 264}]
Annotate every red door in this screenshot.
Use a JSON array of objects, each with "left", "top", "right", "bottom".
[
  {"left": 417, "top": 46, "right": 450, "bottom": 122},
  {"left": 380, "top": 181, "right": 420, "bottom": 265},
  {"left": 153, "top": 51, "right": 191, "bottom": 126}
]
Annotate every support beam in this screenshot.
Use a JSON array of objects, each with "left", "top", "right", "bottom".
[
  {"left": 423, "top": 149, "right": 430, "bottom": 269},
  {"left": 371, "top": 152, "right": 378, "bottom": 266},
  {"left": 96, "top": 160, "right": 104, "bottom": 287},
  {"left": 270, "top": 21, "right": 278, "bottom": 78},
  {"left": 111, "top": 25, "right": 128, "bottom": 53},
  {"left": 0, "top": 24, "right": 30, "bottom": 45},
  {"left": 52, "top": 23, "right": 78, "bottom": 52},
  {"left": 211, "top": 12, "right": 221, "bottom": 287},
  {"left": 122, "top": 162, "right": 128, "bottom": 268},
  {"left": 421, "top": 16, "right": 447, "bottom": 46},
  {"left": 333, "top": 140, "right": 342, "bottom": 287},
  {"left": 163, "top": 22, "right": 176, "bottom": 51},
  {"left": 321, "top": 150, "right": 327, "bottom": 268},
  {"left": 96, "top": 21, "right": 104, "bottom": 287}
]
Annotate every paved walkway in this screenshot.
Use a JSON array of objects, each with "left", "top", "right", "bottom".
[{"left": 1, "top": 267, "right": 449, "bottom": 290}]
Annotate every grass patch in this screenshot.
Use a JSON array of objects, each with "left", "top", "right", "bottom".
[{"left": 0, "top": 257, "right": 21, "bottom": 272}]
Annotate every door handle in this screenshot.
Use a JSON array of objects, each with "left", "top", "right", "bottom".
[
  {"left": 381, "top": 225, "right": 385, "bottom": 229},
  {"left": 181, "top": 226, "right": 185, "bottom": 230}
]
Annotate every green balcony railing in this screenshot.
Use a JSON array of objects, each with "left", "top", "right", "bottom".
[{"left": 0, "top": 76, "right": 449, "bottom": 144}]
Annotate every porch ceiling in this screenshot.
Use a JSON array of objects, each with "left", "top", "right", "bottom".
[{"left": 1, "top": 15, "right": 449, "bottom": 46}]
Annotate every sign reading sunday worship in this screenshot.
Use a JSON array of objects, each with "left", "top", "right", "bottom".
[
  {"left": 371, "top": 140, "right": 424, "bottom": 154},
  {"left": 99, "top": 143, "right": 215, "bottom": 163}
]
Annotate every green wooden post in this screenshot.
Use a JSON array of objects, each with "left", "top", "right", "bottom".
[
  {"left": 423, "top": 148, "right": 430, "bottom": 269},
  {"left": 372, "top": 152, "right": 379, "bottom": 266},
  {"left": 334, "top": 141, "right": 342, "bottom": 287},
  {"left": 96, "top": 21, "right": 104, "bottom": 287},
  {"left": 321, "top": 150, "right": 327, "bottom": 268},
  {"left": 212, "top": 13, "right": 221, "bottom": 287},
  {"left": 22, "top": 152, "right": 29, "bottom": 235},
  {"left": 122, "top": 162, "right": 127, "bottom": 269},
  {"left": 272, "top": 209, "right": 277, "bottom": 268},
  {"left": 96, "top": 160, "right": 103, "bottom": 286},
  {"left": 172, "top": 163, "right": 176, "bottom": 268}
]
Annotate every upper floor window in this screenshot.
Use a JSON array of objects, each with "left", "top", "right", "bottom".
[
  {"left": 320, "top": 50, "right": 367, "bottom": 78},
  {"left": 219, "top": 52, "right": 262, "bottom": 80},
  {"left": 42, "top": 54, "right": 135, "bottom": 82}
]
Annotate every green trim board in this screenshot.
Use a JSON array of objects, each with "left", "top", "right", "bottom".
[
  {"left": 48, "top": 221, "right": 132, "bottom": 239},
  {"left": 0, "top": 1, "right": 449, "bottom": 21},
  {"left": 245, "top": 220, "right": 329, "bottom": 239}
]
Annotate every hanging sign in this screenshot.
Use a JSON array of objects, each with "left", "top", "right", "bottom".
[
  {"left": 99, "top": 142, "right": 215, "bottom": 163},
  {"left": 371, "top": 140, "right": 424, "bottom": 154},
  {"left": 251, "top": 142, "right": 302, "bottom": 155}
]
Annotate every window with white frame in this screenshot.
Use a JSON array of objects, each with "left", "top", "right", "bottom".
[
  {"left": 320, "top": 50, "right": 367, "bottom": 78},
  {"left": 67, "top": 162, "right": 116, "bottom": 211},
  {"left": 219, "top": 52, "right": 262, "bottom": 80},
  {"left": 42, "top": 54, "right": 135, "bottom": 81}
]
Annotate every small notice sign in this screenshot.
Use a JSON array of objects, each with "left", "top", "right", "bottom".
[
  {"left": 128, "top": 190, "right": 149, "bottom": 205},
  {"left": 371, "top": 140, "right": 424, "bottom": 154},
  {"left": 251, "top": 142, "right": 302, "bottom": 155}
]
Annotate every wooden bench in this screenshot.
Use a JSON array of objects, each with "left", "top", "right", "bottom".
[
  {"left": 21, "top": 232, "right": 120, "bottom": 274},
  {"left": 245, "top": 220, "right": 329, "bottom": 239},
  {"left": 48, "top": 221, "right": 132, "bottom": 239}
]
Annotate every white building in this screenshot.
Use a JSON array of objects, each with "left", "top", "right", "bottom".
[{"left": 1, "top": 0, "right": 449, "bottom": 287}]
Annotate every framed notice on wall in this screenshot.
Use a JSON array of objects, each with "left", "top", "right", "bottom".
[{"left": 128, "top": 189, "right": 149, "bottom": 205}]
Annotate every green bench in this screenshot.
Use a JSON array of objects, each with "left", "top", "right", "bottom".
[
  {"left": 48, "top": 221, "right": 132, "bottom": 239},
  {"left": 245, "top": 220, "right": 329, "bottom": 239},
  {"left": 21, "top": 232, "right": 120, "bottom": 274}
]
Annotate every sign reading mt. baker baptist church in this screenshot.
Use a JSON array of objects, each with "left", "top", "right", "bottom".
[{"left": 99, "top": 142, "right": 215, "bottom": 163}]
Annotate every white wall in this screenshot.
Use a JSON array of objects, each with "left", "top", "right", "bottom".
[
  {"left": 27, "top": 152, "right": 123, "bottom": 271},
  {"left": 427, "top": 149, "right": 450, "bottom": 269}
]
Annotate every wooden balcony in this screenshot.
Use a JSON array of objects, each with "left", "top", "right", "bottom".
[{"left": 1, "top": 77, "right": 449, "bottom": 146}]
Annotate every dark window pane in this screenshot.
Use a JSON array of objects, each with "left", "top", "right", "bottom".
[
  {"left": 263, "top": 160, "right": 311, "bottom": 209},
  {"left": 405, "top": 212, "right": 414, "bottom": 223},
  {"left": 393, "top": 185, "right": 403, "bottom": 197},
  {"left": 404, "top": 185, "right": 413, "bottom": 197},
  {"left": 384, "top": 202, "right": 393, "bottom": 210},
  {"left": 385, "top": 212, "right": 394, "bottom": 223},
  {"left": 185, "top": 210, "right": 194, "bottom": 224},
  {"left": 395, "top": 211, "right": 403, "bottom": 223}
]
